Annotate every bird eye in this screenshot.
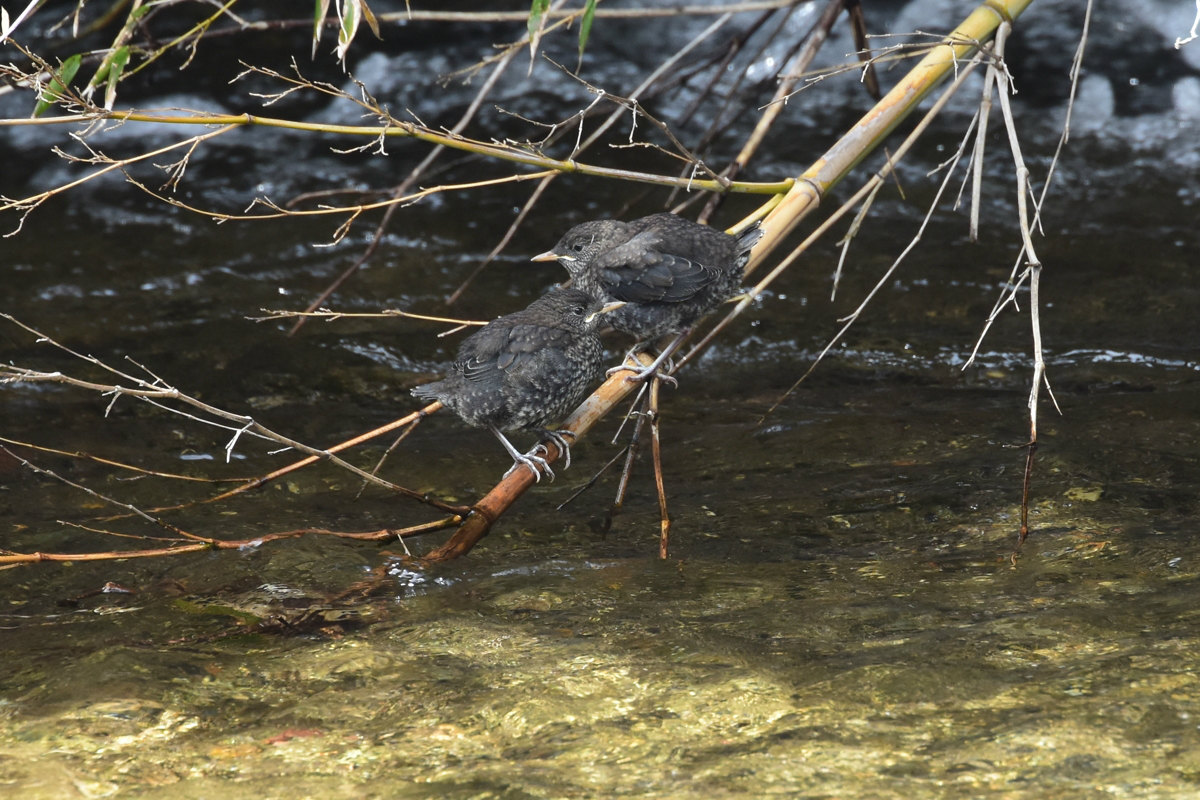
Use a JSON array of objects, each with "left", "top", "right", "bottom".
[
  {"left": 572, "top": 304, "right": 585, "bottom": 315},
  {"left": 571, "top": 243, "right": 585, "bottom": 253}
]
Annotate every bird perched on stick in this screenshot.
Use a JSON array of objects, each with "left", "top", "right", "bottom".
[
  {"left": 411, "top": 288, "right": 619, "bottom": 481},
  {"left": 531, "top": 212, "right": 763, "bottom": 380}
]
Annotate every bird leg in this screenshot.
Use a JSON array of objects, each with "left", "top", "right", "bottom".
[
  {"left": 605, "top": 333, "right": 686, "bottom": 386},
  {"left": 491, "top": 425, "right": 553, "bottom": 482}
]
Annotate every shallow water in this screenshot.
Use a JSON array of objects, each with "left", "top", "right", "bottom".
[{"left": 3, "top": 1, "right": 1200, "bottom": 797}]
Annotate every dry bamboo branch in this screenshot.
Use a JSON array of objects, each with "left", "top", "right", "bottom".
[
  {"left": 687, "top": 0, "right": 1032, "bottom": 368},
  {"left": 0, "top": 521, "right": 456, "bottom": 566},
  {"left": 755, "top": 0, "right": 1035, "bottom": 262},
  {"left": 682, "top": 51, "right": 986, "bottom": 383},
  {"left": 0, "top": 111, "right": 790, "bottom": 208}
]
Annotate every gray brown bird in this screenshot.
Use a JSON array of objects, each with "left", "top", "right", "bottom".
[
  {"left": 531, "top": 212, "right": 762, "bottom": 380},
  {"left": 411, "top": 288, "right": 614, "bottom": 481}
]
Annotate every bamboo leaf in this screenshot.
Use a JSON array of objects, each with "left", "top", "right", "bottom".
[
  {"left": 33, "top": 53, "right": 82, "bottom": 118},
  {"left": 359, "top": 0, "right": 381, "bottom": 40},
  {"left": 578, "top": 0, "right": 597, "bottom": 65},
  {"left": 336, "top": 0, "right": 360, "bottom": 62},
  {"left": 88, "top": 44, "right": 131, "bottom": 105},
  {"left": 103, "top": 46, "right": 130, "bottom": 110},
  {"left": 527, "top": 0, "right": 550, "bottom": 74},
  {"left": 313, "top": 0, "right": 330, "bottom": 58},
  {"left": 528, "top": 0, "right": 550, "bottom": 37}
]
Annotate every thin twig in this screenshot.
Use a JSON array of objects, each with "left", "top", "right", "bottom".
[
  {"left": 648, "top": 377, "right": 671, "bottom": 559},
  {"left": 555, "top": 445, "right": 630, "bottom": 512},
  {"left": 0, "top": 317, "right": 434, "bottom": 503},
  {"left": 606, "top": 388, "right": 652, "bottom": 531},
  {"left": 0, "top": 435, "right": 250, "bottom": 484},
  {"left": 172, "top": 405, "right": 464, "bottom": 516},
  {"left": 1, "top": 445, "right": 208, "bottom": 542},
  {"left": 0, "top": 519, "right": 458, "bottom": 566},
  {"left": 253, "top": 308, "right": 487, "bottom": 327},
  {"left": 1175, "top": 0, "right": 1200, "bottom": 48},
  {"left": 964, "top": 0, "right": 1092, "bottom": 368}
]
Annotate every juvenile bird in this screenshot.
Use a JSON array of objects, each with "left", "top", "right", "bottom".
[
  {"left": 531, "top": 212, "right": 762, "bottom": 380},
  {"left": 411, "top": 288, "right": 613, "bottom": 481}
]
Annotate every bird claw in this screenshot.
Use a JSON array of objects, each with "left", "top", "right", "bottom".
[
  {"left": 533, "top": 429, "right": 576, "bottom": 470},
  {"left": 504, "top": 451, "right": 554, "bottom": 483},
  {"left": 606, "top": 361, "right": 679, "bottom": 387}
]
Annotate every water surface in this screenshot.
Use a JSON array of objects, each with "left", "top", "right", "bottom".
[{"left": 3, "top": 1, "right": 1199, "bottom": 797}]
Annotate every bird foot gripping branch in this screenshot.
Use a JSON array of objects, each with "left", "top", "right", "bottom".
[
  {"left": 500, "top": 429, "right": 578, "bottom": 483},
  {"left": 605, "top": 343, "right": 684, "bottom": 386}
]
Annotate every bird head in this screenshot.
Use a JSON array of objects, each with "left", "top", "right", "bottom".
[{"left": 531, "top": 220, "right": 629, "bottom": 274}]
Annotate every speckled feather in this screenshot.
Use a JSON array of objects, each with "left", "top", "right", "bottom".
[
  {"left": 537, "top": 213, "right": 762, "bottom": 341},
  {"left": 411, "top": 288, "right": 606, "bottom": 436}
]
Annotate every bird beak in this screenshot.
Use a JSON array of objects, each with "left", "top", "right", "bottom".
[
  {"left": 531, "top": 250, "right": 564, "bottom": 263},
  {"left": 586, "top": 300, "right": 626, "bottom": 323}
]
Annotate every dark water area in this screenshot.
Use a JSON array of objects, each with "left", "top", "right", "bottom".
[{"left": 3, "top": 0, "right": 1200, "bottom": 797}]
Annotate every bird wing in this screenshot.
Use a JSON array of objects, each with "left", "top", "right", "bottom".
[
  {"left": 588, "top": 230, "right": 721, "bottom": 304},
  {"left": 458, "top": 321, "right": 573, "bottom": 384},
  {"left": 454, "top": 322, "right": 511, "bottom": 383}
]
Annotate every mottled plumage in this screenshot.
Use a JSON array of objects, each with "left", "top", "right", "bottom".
[
  {"left": 532, "top": 212, "right": 763, "bottom": 342},
  {"left": 411, "top": 288, "right": 607, "bottom": 481}
]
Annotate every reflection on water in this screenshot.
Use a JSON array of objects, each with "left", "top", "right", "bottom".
[{"left": 4, "top": 0, "right": 1200, "bottom": 796}]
